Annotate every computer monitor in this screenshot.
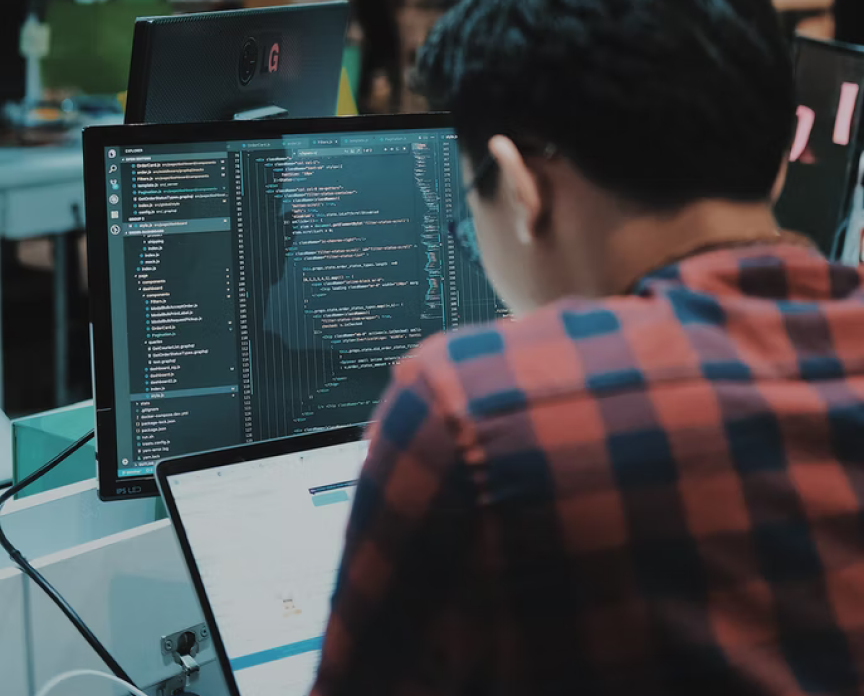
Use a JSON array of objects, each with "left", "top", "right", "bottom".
[
  {"left": 775, "top": 36, "right": 864, "bottom": 255},
  {"left": 84, "top": 113, "right": 508, "bottom": 501},
  {"left": 157, "top": 426, "right": 368, "bottom": 696},
  {"left": 124, "top": 2, "right": 349, "bottom": 125}
]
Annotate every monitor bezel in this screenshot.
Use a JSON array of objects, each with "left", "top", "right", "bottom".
[
  {"left": 84, "top": 113, "right": 454, "bottom": 501},
  {"left": 155, "top": 425, "right": 366, "bottom": 696},
  {"left": 794, "top": 33, "right": 864, "bottom": 61}
]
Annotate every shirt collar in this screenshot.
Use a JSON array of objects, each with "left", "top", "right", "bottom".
[{"left": 630, "top": 234, "right": 829, "bottom": 299}]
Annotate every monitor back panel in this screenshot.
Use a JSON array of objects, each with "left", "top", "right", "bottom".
[
  {"left": 125, "top": 2, "right": 349, "bottom": 124},
  {"left": 775, "top": 37, "right": 864, "bottom": 255}
]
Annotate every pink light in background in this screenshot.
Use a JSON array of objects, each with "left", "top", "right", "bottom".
[
  {"left": 790, "top": 105, "right": 815, "bottom": 162},
  {"left": 833, "top": 82, "right": 860, "bottom": 146}
]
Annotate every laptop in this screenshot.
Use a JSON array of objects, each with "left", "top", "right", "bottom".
[{"left": 156, "top": 425, "right": 369, "bottom": 696}]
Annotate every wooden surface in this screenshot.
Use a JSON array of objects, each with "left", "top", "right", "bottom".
[
  {"left": 796, "top": 13, "right": 835, "bottom": 39},
  {"left": 773, "top": 0, "right": 833, "bottom": 12}
]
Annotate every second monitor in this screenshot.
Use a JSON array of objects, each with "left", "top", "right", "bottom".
[
  {"left": 124, "top": 2, "right": 350, "bottom": 124},
  {"left": 85, "top": 114, "right": 508, "bottom": 500}
]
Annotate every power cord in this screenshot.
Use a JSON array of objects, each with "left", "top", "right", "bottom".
[
  {"left": 0, "top": 430, "right": 139, "bottom": 689},
  {"left": 35, "top": 669, "right": 148, "bottom": 696}
]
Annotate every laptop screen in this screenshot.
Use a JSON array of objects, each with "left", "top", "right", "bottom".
[{"left": 164, "top": 437, "right": 369, "bottom": 696}]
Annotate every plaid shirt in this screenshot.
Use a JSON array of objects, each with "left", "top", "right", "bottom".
[{"left": 311, "top": 243, "right": 864, "bottom": 696}]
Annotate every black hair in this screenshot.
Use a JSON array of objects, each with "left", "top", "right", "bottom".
[{"left": 415, "top": 0, "right": 796, "bottom": 208}]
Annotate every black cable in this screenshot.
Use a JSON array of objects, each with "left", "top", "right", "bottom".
[
  {"left": 0, "top": 429, "right": 139, "bottom": 689},
  {"left": 830, "top": 215, "right": 850, "bottom": 261}
]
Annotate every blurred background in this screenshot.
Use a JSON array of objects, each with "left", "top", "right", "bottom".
[{"left": 0, "top": 0, "right": 861, "bottom": 419}]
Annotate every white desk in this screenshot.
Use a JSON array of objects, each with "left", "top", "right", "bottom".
[
  {"left": 0, "top": 480, "right": 228, "bottom": 696},
  {"left": 0, "top": 138, "right": 88, "bottom": 409}
]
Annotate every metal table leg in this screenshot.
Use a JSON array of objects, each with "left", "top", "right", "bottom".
[{"left": 53, "top": 233, "right": 69, "bottom": 407}]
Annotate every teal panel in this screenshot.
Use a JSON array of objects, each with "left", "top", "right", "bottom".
[
  {"left": 311, "top": 490, "right": 350, "bottom": 507},
  {"left": 12, "top": 402, "right": 96, "bottom": 499}
]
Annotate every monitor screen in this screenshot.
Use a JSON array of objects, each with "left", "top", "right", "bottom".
[
  {"left": 164, "top": 437, "right": 369, "bottom": 696},
  {"left": 775, "top": 37, "right": 864, "bottom": 255},
  {"left": 94, "top": 119, "right": 506, "bottom": 495}
]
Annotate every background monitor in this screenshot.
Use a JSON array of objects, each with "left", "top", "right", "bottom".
[
  {"left": 85, "top": 114, "right": 508, "bottom": 501},
  {"left": 124, "top": 2, "right": 350, "bottom": 125},
  {"left": 775, "top": 36, "right": 864, "bottom": 255}
]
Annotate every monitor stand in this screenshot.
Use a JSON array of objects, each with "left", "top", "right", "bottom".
[{"left": 232, "top": 105, "right": 289, "bottom": 121}]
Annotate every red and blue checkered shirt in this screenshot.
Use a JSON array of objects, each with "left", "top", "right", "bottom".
[{"left": 311, "top": 242, "right": 864, "bottom": 696}]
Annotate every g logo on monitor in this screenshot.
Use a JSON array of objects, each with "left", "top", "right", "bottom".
[{"left": 269, "top": 43, "right": 280, "bottom": 74}]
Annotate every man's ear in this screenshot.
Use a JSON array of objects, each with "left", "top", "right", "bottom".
[
  {"left": 771, "top": 156, "right": 789, "bottom": 203},
  {"left": 488, "top": 135, "right": 542, "bottom": 245}
]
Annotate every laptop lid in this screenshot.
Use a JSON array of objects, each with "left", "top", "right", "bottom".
[{"left": 156, "top": 425, "right": 368, "bottom": 696}]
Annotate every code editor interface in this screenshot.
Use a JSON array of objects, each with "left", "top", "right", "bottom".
[{"left": 104, "top": 129, "right": 508, "bottom": 476}]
